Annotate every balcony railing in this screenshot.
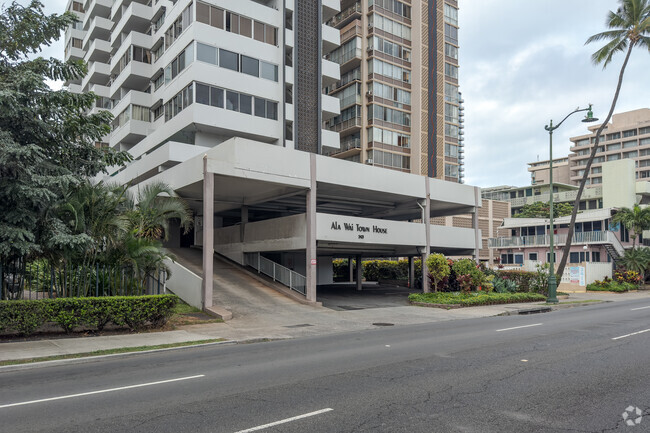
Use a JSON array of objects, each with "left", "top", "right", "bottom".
[
  {"left": 488, "top": 230, "right": 619, "bottom": 248},
  {"left": 329, "top": 116, "right": 362, "bottom": 133},
  {"left": 328, "top": 2, "right": 362, "bottom": 28}
]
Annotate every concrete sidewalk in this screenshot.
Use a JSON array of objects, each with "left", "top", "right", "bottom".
[{"left": 1, "top": 291, "right": 649, "bottom": 364}]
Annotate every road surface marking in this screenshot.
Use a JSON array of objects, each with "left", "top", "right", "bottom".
[
  {"left": 234, "top": 408, "right": 334, "bottom": 433},
  {"left": 0, "top": 375, "right": 205, "bottom": 409},
  {"left": 631, "top": 306, "right": 650, "bottom": 311},
  {"left": 612, "top": 328, "right": 650, "bottom": 340},
  {"left": 496, "top": 323, "right": 542, "bottom": 332}
]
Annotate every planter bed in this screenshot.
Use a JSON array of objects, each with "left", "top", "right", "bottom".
[{"left": 408, "top": 292, "right": 547, "bottom": 308}]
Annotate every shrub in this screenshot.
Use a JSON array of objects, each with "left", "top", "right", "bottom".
[
  {"left": 614, "top": 269, "right": 642, "bottom": 285},
  {"left": 492, "top": 276, "right": 518, "bottom": 293},
  {"left": 495, "top": 270, "right": 538, "bottom": 293},
  {"left": 452, "top": 259, "right": 483, "bottom": 290},
  {"left": 426, "top": 253, "right": 450, "bottom": 292},
  {"left": 587, "top": 280, "right": 635, "bottom": 293},
  {"left": 0, "top": 295, "right": 178, "bottom": 335},
  {"left": 408, "top": 291, "right": 546, "bottom": 307}
]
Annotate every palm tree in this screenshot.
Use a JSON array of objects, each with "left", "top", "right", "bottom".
[
  {"left": 618, "top": 247, "right": 650, "bottom": 280},
  {"left": 612, "top": 205, "right": 650, "bottom": 248},
  {"left": 127, "top": 181, "right": 192, "bottom": 241},
  {"left": 556, "top": 0, "right": 650, "bottom": 278}
]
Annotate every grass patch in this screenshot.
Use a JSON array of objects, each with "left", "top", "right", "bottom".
[
  {"left": 0, "top": 338, "right": 225, "bottom": 366},
  {"left": 173, "top": 302, "right": 202, "bottom": 315},
  {"left": 409, "top": 291, "right": 546, "bottom": 307}
]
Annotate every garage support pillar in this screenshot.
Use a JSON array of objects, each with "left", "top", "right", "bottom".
[
  {"left": 422, "top": 179, "right": 431, "bottom": 293},
  {"left": 202, "top": 156, "right": 214, "bottom": 310},
  {"left": 348, "top": 256, "right": 354, "bottom": 282},
  {"left": 408, "top": 256, "right": 414, "bottom": 288},
  {"left": 473, "top": 187, "right": 481, "bottom": 264},
  {"left": 356, "top": 254, "right": 363, "bottom": 291},
  {"left": 305, "top": 154, "right": 317, "bottom": 302}
]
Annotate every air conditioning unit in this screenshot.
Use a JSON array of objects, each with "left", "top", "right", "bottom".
[
  {"left": 366, "top": 158, "right": 373, "bottom": 164},
  {"left": 366, "top": 91, "right": 373, "bottom": 98},
  {"left": 367, "top": 46, "right": 373, "bottom": 52}
]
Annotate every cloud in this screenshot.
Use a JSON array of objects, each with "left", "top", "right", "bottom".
[{"left": 459, "top": 0, "right": 650, "bottom": 188}]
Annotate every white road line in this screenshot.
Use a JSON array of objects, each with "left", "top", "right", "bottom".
[
  {"left": 612, "top": 329, "right": 650, "bottom": 340},
  {"left": 631, "top": 306, "right": 650, "bottom": 311},
  {"left": 0, "top": 375, "right": 205, "bottom": 409},
  {"left": 496, "top": 323, "right": 543, "bottom": 332},
  {"left": 234, "top": 408, "right": 334, "bottom": 433}
]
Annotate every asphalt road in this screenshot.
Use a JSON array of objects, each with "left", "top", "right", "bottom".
[{"left": 1, "top": 299, "right": 649, "bottom": 432}]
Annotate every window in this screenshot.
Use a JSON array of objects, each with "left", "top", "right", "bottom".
[
  {"left": 260, "top": 61, "right": 278, "bottom": 81},
  {"left": 445, "top": 123, "right": 459, "bottom": 138},
  {"left": 368, "top": 58, "right": 411, "bottom": 83},
  {"left": 623, "top": 140, "right": 637, "bottom": 148},
  {"left": 623, "top": 150, "right": 638, "bottom": 158},
  {"left": 368, "top": 82, "right": 411, "bottom": 107},
  {"left": 444, "top": 4, "right": 458, "bottom": 26},
  {"left": 372, "top": 0, "right": 412, "bottom": 18},
  {"left": 369, "top": 104, "right": 411, "bottom": 127},
  {"left": 445, "top": 63, "right": 458, "bottom": 79},
  {"left": 606, "top": 132, "right": 621, "bottom": 141},
  {"left": 220, "top": 49, "right": 239, "bottom": 71},
  {"left": 226, "top": 90, "right": 239, "bottom": 111},
  {"left": 445, "top": 43, "right": 458, "bottom": 60},
  {"left": 369, "top": 13, "right": 411, "bottom": 41},
  {"left": 71, "top": 1, "right": 83, "bottom": 12},
  {"left": 153, "top": 73, "right": 165, "bottom": 91},
  {"left": 164, "top": 43, "right": 194, "bottom": 83},
  {"left": 445, "top": 143, "right": 458, "bottom": 158},
  {"left": 623, "top": 129, "right": 637, "bottom": 138},
  {"left": 608, "top": 143, "right": 621, "bottom": 151},
  {"left": 254, "top": 97, "right": 266, "bottom": 118},
  {"left": 196, "top": 83, "right": 210, "bottom": 105},
  {"left": 369, "top": 36, "right": 411, "bottom": 61},
  {"left": 592, "top": 251, "right": 601, "bottom": 262},
  {"left": 241, "top": 56, "right": 259, "bottom": 77},
  {"left": 546, "top": 252, "right": 556, "bottom": 262},
  {"left": 165, "top": 4, "right": 193, "bottom": 48},
  {"left": 445, "top": 23, "right": 458, "bottom": 44},
  {"left": 445, "top": 163, "right": 459, "bottom": 178},
  {"left": 639, "top": 127, "right": 650, "bottom": 135},
  {"left": 445, "top": 83, "right": 459, "bottom": 103},
  {"left": 368, "top": 127, "right": 410, "bottom": 148},
  {"left": 164, "top": 83, "right": 193, "bottom": 122},
  {"left": 607, "top": 154, "right": 620, "bottom": 161},
  {"left": 240, "top": 17, "right": 252, "bottom": 37},
  {"left": 368, "top": 150, "right": 410, "bottom": 170},
  {"left": 445, "top": 103, "right": 459, "bottom": 123},
  {"left": 197, "top": 42, "right": 217, "bottom": 64},
  {"left": 196, "top": 83, "right": 277, "bottom": 119},
  {"left": 528, "top": 253, "right": 538, "bottom": 261}
]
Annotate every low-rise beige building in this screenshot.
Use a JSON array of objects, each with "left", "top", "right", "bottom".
[{"left": 528, "top": 157, "right": 571, "bottom": 185}]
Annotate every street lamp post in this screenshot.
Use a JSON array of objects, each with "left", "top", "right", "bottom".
[{"left": 544, "top": 105, "right": 598, "bottom": 303}]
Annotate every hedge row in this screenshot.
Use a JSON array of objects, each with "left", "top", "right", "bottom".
[
  {"left": 0, "top": 295, "right": 178, "bottom": 336},
  {"left": 587, "top": 281, "right": 635, "bottom": 292},
  {"left": 333, "top": 259, "right": 422, "bottom": 282},
  {"left": 408, "top": 291, "right": 547, "bottom": 307}
]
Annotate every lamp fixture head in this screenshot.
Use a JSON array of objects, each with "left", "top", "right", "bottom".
[{"left": 582, "top": 104, "right": 598, "bottom": 123}]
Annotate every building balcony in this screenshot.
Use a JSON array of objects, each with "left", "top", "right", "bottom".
[
  {"left": 83, "top": 0, "right": 112, "bottom": 22},
  {"left": 88, "top": 83, "right": 110, "bottom": 98},
  {"left": 323, "top": 137, "right": 359, "bottom": 156},
  {"left": 340, "top": 20, "right": 362, "bottom": 45},
  {"left": 110, "top": 119, "right": 150, "bottom": 148},
  {"left": 285, "top": 66, "right": 294, "bottom": 85},
  {"left": 83, "top": 16, "right": 112, "bottom": 49},
  {"left": 488, "top": 230, "right": 621, "bottom": 249},
  {"left": 109, "top": 61, "right": 152, "bottom": 99},
  {"left": 65, "top": 46, "right": 86, "bottom": 62},
  {"left": 322, "top": 129, "right": 340, "bottom": 150},
  {"left": 111, "top": 2, "right": 152, "bottom": 47},
  {"left": 322, "top": 0, "right": 341, "bottom": 22},
  {"left": 84, "top": 38, "right": 111, "bottom": 64},
  {"left": 322, "top": 58, "right": 341, "bottom": 87},
  {"left": 285, "top": 28, "right": 294, "bottom": 49},
  {"left": 328, "top": 116, "right": 362, "bottom": 134},
  {"left": 81, "top": 60, "right": 111, "bottom": 89},
  {"left": 322, "top": 24, "right": 340, "bottom": 55},
  {"left": 322, "top": 94, "right": 341, "bottom": 121},
  {"left": 329, "top": 2, "right": 361, "bottom": 29},
  {"left": 111, "top": 89, "right": 152, "bottom": 119}
]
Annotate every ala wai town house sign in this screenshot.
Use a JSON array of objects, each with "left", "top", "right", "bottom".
[{"left": 330, "top": 220, "right": 388, "bottom": 239}]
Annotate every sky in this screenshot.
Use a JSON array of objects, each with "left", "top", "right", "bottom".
[{"left": 34, "top": 0, "right": 650, "bottom": 188}]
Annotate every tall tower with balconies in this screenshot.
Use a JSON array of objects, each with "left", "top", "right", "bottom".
[
  {"left": 321, "top": 0, "right": 461, "bottom": 181},
  {"left": 62, "top": 0, "right": 342, "bottom": 187}
]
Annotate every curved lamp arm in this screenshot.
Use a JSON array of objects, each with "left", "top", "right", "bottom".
[{"left": 545, "top": 104, "right": 595, "bottom": 132}]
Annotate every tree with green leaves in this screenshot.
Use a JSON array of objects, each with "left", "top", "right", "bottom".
[
  {"left": 618, "top": 247, "right": 650, "bottom": 277},
  {"left": 514, "top": 201, "right": 574, "bottom": 219},
  {"left": 612, "top": 205, "right": 650, "bottom": 248},
  {"left": 426, "top": 253, "right": 450, "bottom": 292},
  {"left": 0, "top": 1, "right": 130, "bottom": 262},
  {"left": 556, "top": 0, "right": 650, "bottom": 279},
  {"left": 127, "top": 181, "right": 193, "bottom": 241}
]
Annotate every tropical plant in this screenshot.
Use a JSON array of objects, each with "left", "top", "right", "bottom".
[
  {"left": 556, "top": 0, "right": 650, "bottom": 280},
  {"left": 127, "top": 181, "right": 193, "bottom": 240},
  {"left": 612, "top": 205, "right": 650, "bottom": 248},
  {"left": 513, "top": 201, "right": 574, "bottom": 219},
  {"left": 452, "top": 258, "right": 483, "bottom": 291},
  {"left": 0, "top": 1, "right": 130, "bottom": 262},
  {"left": 617, "top": 248, "right": 650, "bottom": 279},
  {"left": 426, "top": 253, "right": 450, "bottom": 292}
]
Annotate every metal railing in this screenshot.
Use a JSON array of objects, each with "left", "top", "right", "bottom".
[
  {"left": 328, "top": 2, "right": 362, "bottom": 27},
  {"left": 244, "top": 253, "right": 306, "bottom": 295},
  {"left": 1, "top": 259, "right": 166, "bottom": 300},
  {"left": 488, "top": 230, "right": 615, "bottom": 248}
]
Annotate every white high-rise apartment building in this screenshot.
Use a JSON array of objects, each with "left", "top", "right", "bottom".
[{"left": 63, "top": 0, "right": 342, "bottom": 186}]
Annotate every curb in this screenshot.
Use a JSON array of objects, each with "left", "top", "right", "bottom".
[{"left": 0, "top": 339, "right": 239, "bottom": 373}]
